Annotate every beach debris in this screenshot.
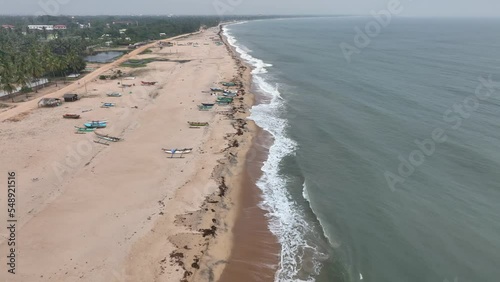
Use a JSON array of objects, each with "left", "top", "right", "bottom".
[
  {"left": 141, "top": 81, "right": 157, "bottom": 86},
  {"left": 199, "top": 226, "right": 217, "bottom": 237}
]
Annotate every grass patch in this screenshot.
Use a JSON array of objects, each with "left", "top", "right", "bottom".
[
  {"left": 140, "top": 48, "right": 153, "bottom": 54},
  {"left": 120, "top": 57, "right": 181, "bottom": 68}
]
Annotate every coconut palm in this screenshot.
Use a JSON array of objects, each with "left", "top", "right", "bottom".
[
  {"left": 27, "top": 48, "right": 45, "bottom": 92},
  {"left": 0, "top": 62, "right": 17, "bottom": 102},
  {"left": 13, "top": 56, "right": 31, "bottom": 99}
]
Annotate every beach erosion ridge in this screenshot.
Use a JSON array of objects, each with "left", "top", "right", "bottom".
[{"left": 0, "top": 24, "right": 276, "bottom": 282}]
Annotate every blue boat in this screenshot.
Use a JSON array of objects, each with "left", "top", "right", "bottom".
[
  {"left": 101, "top": 103, "right": 115, "bottom": 108},
  {"left": 84, "top": 121, "right": 107, "bottom": 128}
]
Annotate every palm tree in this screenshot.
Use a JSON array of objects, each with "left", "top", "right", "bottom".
[
  {"left": 1, "top": 62, "right": 17, "bottom": 102},
  {"left": 57, "top": 56, "right": 69, "bottom": 84},
  {"left": 27, "top": 48, "right": 45, "bottom": 93},
  {"left": 14, "top": 56, "right": 31, "bottom": 99},
  {"left": 66, "top": 51, "right": 80, "bottom": 76}
]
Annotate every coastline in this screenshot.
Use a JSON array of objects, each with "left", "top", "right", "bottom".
[{"left": 217, "top": 23, "right": 281, "bottom": 282}]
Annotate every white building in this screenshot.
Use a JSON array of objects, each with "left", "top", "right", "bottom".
[{"left": 28, "top": 25, "right": 54, "bottom": 31}]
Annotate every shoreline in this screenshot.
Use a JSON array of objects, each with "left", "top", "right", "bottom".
[{"left": 217, "top": 24, "right": 281, "bottom": 282}]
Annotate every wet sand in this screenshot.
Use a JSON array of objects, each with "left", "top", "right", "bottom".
[
  {"left": 218, "top": 27, "right": 282, "bottom": 282},
  {"left": 219, "top": 126, "right": 281, "bottom": 282}
]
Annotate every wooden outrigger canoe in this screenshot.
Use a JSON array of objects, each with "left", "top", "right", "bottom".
[
  {"left": 84, "top": 121, "right": 107, "bottom": 128},
  {"left": 75, "top": 126, "right": 96, "bottom": 134},
  {"left": 217, "top": 97, "right": 233, "bottom": 102},
  {"left": 101, "top": 103, "right": 115, "bottom": 108},
  {"left": 162, "top": 148, "right": 193, "bottom": 158},
  {"left": 94, "top": 131, "right": 121, "bottom": 142},
  {"left": 188, "top": 121, "right": 209, "bottom": 127},
  {"left": 198, "top": 105, "right": 213, "bottom": 111},
  {"left": 94, "top": 131, "right": 121, "bottom": 145},
  {"left": 63, "top": 114, "right": 81, "bottom": 119}
]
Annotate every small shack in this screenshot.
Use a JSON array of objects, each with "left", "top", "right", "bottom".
[
  {"left": 63, "top": 93, "right": 79, "bottom": 102},
  {"left": 38, "top": 98, "right": 62, "bottom": 107}
]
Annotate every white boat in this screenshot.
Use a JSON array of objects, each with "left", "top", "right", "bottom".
[{"left": 162, "top": 148, "right": 193, "bottom": 154}]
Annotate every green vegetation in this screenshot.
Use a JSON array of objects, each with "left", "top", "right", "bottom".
[
  {"left": 0, "top": 33, "right": 88, "bottom": 101},
  {"left": 0, "top": 15, "right": 290, "bottom": 101},
  {"left": 140, "top": 48, "right": 153, "bottom": 54},
  {"left": 120, "top": 58, "right": 168, "bottom": 68}
]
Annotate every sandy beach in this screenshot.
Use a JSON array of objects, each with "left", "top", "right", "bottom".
[{"left": 0, "top": 26, "right": 261, "bottom": 281}]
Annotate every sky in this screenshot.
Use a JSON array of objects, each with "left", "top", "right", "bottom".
[{"left": 0, "top": 0, "right": 499, "bottom": 17}]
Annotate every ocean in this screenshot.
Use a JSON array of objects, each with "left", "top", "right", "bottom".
[{"left": 224, "top": 17, "right": 500, "bottom": 282}]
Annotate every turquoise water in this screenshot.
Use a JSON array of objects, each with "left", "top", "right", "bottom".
[{"left": 225, "top": 17, "right": 500, "bottom": 282}]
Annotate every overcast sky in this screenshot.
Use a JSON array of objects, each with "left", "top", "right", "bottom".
[{"left": 0, "top": 0, "right": 499, "bottom": 17}]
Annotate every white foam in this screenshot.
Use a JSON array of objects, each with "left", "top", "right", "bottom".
[{"left": 224, "top": 24, "right": 325, "bottom": 282}]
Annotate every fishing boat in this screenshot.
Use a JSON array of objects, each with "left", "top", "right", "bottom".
[
  {"left": 94, "top": 131, "right": 121, "bottom": 142},
  {"left": 201, "top": 103, "right": 215, "bottom": 107},
  {"left": 188, "top": 121, "right": 209, "bottom": 127},
  {"left": 210, "top": 87, "right": 224, "bottom": 92},
  {"left": 63, "top": 114, "right": 81, "bottom": 119},
  {"left": 222, "top": 82, "right": 236, "bottom": 87},
  {"left": 162, "top": 148, "right": 193, "bottom": 154},
  {"left": 84, "top": 121, "right": 107, "bottom": 128},
  {"left": 198, "top": 105, "right": 213, "bottom": 111},
  {"left": 107, "top": 92, "right": 122, "bottom": 97},
  {"left": 75, "top": 126, "right": 95, "bottom": 133},
  {"left": 94, "top": 131, "right": 121, "bottom": 145},
  {"left": 217, "top": 97, "right": 233, "bottom": 101},
  {"left": 101, "top": 103, "right": 115, "bottom": 108},
  {"left": 223, "top": 92, "right": 237, "bottom": 97},
  {"left": 141, "top": 81, "right": 157, "bottom": 86}
]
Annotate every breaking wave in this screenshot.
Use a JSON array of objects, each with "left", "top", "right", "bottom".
[{"left": 223, "top": 23, "right": 325, "bottom": 282}]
